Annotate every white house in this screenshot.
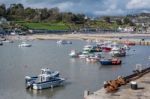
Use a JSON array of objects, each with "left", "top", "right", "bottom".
[
  {"left": 0, "top": 17, "right": 9, "bottom": 25},
  {"left": 123, "top": 27, "right": 134, "bottom": 32},
  {"left": 117, "top": 26, "right": 134, "bottom": 32}
]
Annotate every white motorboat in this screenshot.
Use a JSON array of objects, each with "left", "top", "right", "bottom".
[
  {"left": 69, "top": 50, "right": 79, "bottom": 58},
  {"left": 18, "top": 42, "right": 32, "bottom": 47},
  {"left": 78, "top": 51, "right": 90, "bottom": 58},
  {"left": 123, "top": 45, "right": 130, "bottom": 50},
  {"left": 25, "top": 68, "right": 65, "bottom": 90},
  {"left": 2, "top": 40, "right": 13, "bottom": 43},
  {"left": 83, "top": 45, "right": 93, "bottom": 51},
  {"left": 57, "top": 40, "right": 72, "bottom": 45},
  {"left": 86, "top": 54, "right": 101, "bottom": 62},
  {"left": 110, "top": 46, "right": 126, "bottom": 57}
]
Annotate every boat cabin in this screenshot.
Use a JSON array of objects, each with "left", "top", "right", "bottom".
[{"left": 41, "top": 68, "right": 52, "bottom": 75}]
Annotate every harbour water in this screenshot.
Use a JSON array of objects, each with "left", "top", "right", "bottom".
[{"left": 0, "top": 40, "right": 150, "bottom": 99}]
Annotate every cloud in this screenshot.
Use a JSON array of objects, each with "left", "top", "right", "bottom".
[
  {"left": 127, "top": 0, "right": 150, "bottom": 9},
  {"left": 93, "top": 0, "right": 125, "bottom": 16},
  {"left": 94, "top": 9, "right": 124, "bottom": 16},
  {"left": 52, "top": 2, "right": 74, "bottom": 11}
]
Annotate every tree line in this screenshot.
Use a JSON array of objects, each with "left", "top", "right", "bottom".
[{"left": 0, "top": 3, "right": 86, "bottom": 24}]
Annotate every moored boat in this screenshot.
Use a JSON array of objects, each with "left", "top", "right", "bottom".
[
  {"left": 57, "top": 40, "right": 72, "bottom": 45},
  {"left": 111, "top": 58, "right": 122, "bottom": 65},
  {"left": 99, "top": 59, "right": 112, "bottom": 65},
  {"left": 69, "top": 50, "right": 79, "bottom": 58},
  {"left": 18, "top": 42, "right": 32, "bottom": 47},
  {"left": 32, "top": 77, "right": 65, "bottom": 90},
  {"left": 110, "top": 46, "right": 126, "bottom": 57},
  {"left": 101, "top": 45, "right": 112, "bottom": 52},
  {"left": 0, "top": 41, "right": 3, "bottom": 46},
  {"left": 83, "top": 44, "right": 102, "bottom": 53},
  {"left": 100, "top": 58, "right": 121, "bottom": 65},
  {"left": 86, "top": 54, "right": 101, "bottom": 63},
  {"left": 78, "top": 51, "right": 89, "bottom": 59},
  {"left": 123, "top": 44, "right": 130, "bottom": 50},
  {"left": 124, "top": 41, "right": 135, "bottom": 46},
  {"left": 25, "top": 68, "right": 65, "bottom": 90},
  {"left": 2, "top": 40, "right": 14, "bottom": 43},
  {"left": 83, "top": 45, "right": 93, "bottom": 51},
  {"left": 100, "top": 41, "right": 113, "bottom": 52},
  {"left": 91, "top": 46, "right": 102, "bottom": 52}
]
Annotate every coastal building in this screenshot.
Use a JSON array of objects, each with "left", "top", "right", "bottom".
[
  {"left": 0, "top": 17, "right": 9, "bottom": 25},
  {"left": 132, "top": 15, "right": 150, "bottom": 28},
  {"left": 147, "top": 27, "right": 150, "bottom": 33},
  {"left": 0, "top": 28, "right": 6, "bottom": 35},
  {"left": 117, "top": 26, "right": 134, "bottom": 33},
  {"left": 124, "top": 27, "right": 134, "bottom": 32},
  {"left": 117, "top": 27, "right": 123, "bottom": 32}
]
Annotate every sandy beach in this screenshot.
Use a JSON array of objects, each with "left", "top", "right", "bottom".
[
  {"left": 4, "top": 33, "right": 150, "bottom": 41},
  {"left": 3, "top": 33, "right": 150, "bottom": 46}
]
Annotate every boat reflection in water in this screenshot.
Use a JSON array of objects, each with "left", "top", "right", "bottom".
[{"left": 26, "top": 86, "right": 65, "bottom": 98}]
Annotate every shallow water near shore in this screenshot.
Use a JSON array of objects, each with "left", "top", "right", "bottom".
[{"left": 0, "top": 40, "right": 150, "bottom": 99}]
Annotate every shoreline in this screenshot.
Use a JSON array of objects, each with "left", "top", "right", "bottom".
[
  {"left": 5, "top": 33, "right": 150, "bottom": 40},
  {"left": 3, "top": 33, "right": 150, "bottom": 45}
]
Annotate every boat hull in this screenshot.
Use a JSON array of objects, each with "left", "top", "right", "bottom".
[
  {"left": 102, "top": 47, "right": 112, "bottom": 52},
  {"left": 19, "top": 44, "right": 32, "bottom": 47},
  {"left": 86, "top": 58, "right": 99, "bottom": 63},
  {"left": 79, "top": 54, "right": 89, "bottom": 59},
  {"left": 0, "top": 42, "right": 3, "bottom": 45},
  {"left": 32, "top": 78, "right": 65, "bottom": 90},
  {"left": 100, "top": 59, "right": 121, "bottom": 65},
  {"left": 100, "top": 61, "right": 112, "bottom": 65},
  {"left": 111, "top": 52, "right": 126, "bottom": 57}
]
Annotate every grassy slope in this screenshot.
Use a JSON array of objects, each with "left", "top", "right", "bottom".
[
  {"left": 88, "top": 21, "right": 119, "bottom": 29},
  {"left": 15, "top": 21, "right": 120, "bottom": 30},
  {"left": 16, "top": 21, "right": 70, "bottom": 30}
]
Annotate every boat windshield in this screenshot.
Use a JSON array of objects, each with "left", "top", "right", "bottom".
[{"left": 41, "top": 68, "right": 52, "bottom": 74}]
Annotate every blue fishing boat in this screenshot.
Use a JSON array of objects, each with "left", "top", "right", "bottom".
[
  {"left": 100, "top": 59, "right": 112, "bottom": 65},
  {"left": 100, "top": 58, "right": 121, "bottom": 65}
]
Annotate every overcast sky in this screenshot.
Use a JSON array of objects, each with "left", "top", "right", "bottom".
[{"left": 0, "top": 0, "right": 150, "bottom": 16}]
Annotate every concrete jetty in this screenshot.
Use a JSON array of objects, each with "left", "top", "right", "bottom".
[{"left": 84, "top": 73, "right": 150, "bottom": 99}]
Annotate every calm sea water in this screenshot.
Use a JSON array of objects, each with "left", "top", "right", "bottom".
[{"left": 0, "top": 40, "right": 150, "bottom": 99}]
